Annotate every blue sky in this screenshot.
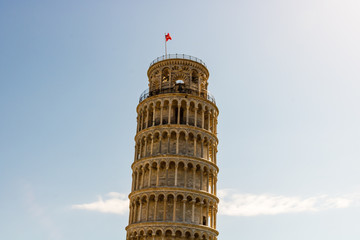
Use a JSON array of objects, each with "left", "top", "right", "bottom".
[{"left": 1, "top": 0, "right": 360, "bottom": 239}]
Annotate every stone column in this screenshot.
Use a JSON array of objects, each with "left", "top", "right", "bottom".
[
  {"left": 136, "top": 171, "right": 140, "bottom": 190},
  {"left": 148, "top": 166, "right": 152, "bottom": 187},
  {"left": 172, "top": 197, "right": 177, "bottom": 221},
  {"left": 208, "top": 111, "right": 211, "bottom": 131},
  {"left": 176, "top": 133, "right": 179, "bottom": 154},
  {"left": 160, "top": 103, "right": 163, "bottom": 125},
  {"left": 199, "top": 202, "right": 203, "bottom": 224},
  {"left": 201, "top": 110, "right": 205, "bottom": 129},
  {"left": 163, "top": 197, "right": 167, "bottom": 221},
  {"left": 200, "top": 169, "right": 203, "bottom": 190},
  {"left": 146, "top": 200, "right": 150, "bottom": 221},
  {"left": 198, "top": 77, "right": 201, "bottom": 96},
  {"left": 177, "top": 103, "right": 181, "bottom": 124},
  {"left": 174, "top": 164, "right": 178, "bottom": 186},
  {"left": 131, "top": 173, "right": 135, "bottom": 191},
  {"left": 138, "top": 201, "right": 142, "bottom": 222},
  {"left": 194, "top": 107, "right": 198, "bottom": 127},
  {"left": 145, "top": 109, "right": 149, "bottom": 128},
  {"left": 211, "top": 205, "right": 214, "bottom": 228},
  {"left": 211, "top": 143, "right": 215, "bottom": 162},
  {"left": 182, "top": 199, "right": 186, "bottom": 222},
  {"left": 150, "top": 136, "right": 154, "bottom": 156},
  {"left": 211, "top": 174, "right": 214, "bottom": 194},
  {"left": 169, "top": 71, "right": 172, "bottom": 88},
  {"left": 139, "top": 141, "right": 143, "bottom": 159},
  {"left": 165, "top": 165, "right": 169, "bottom": 186},
  {"left": 133, "top": 203, "right": 137, "bottom": 223},
  {"left": 156, "top": 165, "right": 160, "bottom": 186},
  {"left": 168, "top": 101, "right": 171, "bottom": 124},
  {"left": 167, "top": 136, "right": 170, "bottom": 153},
  {"left": 184, "top": 166, "right": 188, "bottom": 188},
  {"left": 144, "top": 138, "right": 148, "bottom": 157},
  {"left": 159, "top": 136, "right": 162, "bottom": 154},
  {"left": 192, "top": 167, "right": 196, "bottom": 189},
  {"left": 212, "top": 112, "right": 215, "bottom": 133},
  {"left": 136, "top": 115, "right": 139, "bottom": 133},
  {"left": 141, "top": 168, "right": 145, "bottom": 189},
  {"left": 206, "top": 171, "right": 209, "bottom": 192},
  {"left": 191, "top": 200, "right": 196, "bottom": 223},
  {"left": 154, "top": 197, "right": 158, "bottom": 221},
  {"left": 214, "top": 176, "right": 217, "bottom": 195},
  {"left": 215, "top": 118, "right": 218, "bottom": 134},
  {"left": 206, "top": 204, "right": 209, "bottom": 226},
  {"left": 194, "top": 137, "right": 197, "bottom": 157},
  {"left": 201, "top": 140, "right": 204, "bottom": 158},
  {"left": 214, "top": 146, "right": 217, "bottom": 165},
  {"left": 186, "top": 105, "right": 189, "bottom": 125},
  {"left": 152, "top": 107, "right": 156, "bottom": 126},
  {"left": 214, "top": 206, "right": 217, "bottom": 228},
  {"left": 159, "top": 75, "right": 162, "bottom": 91}
]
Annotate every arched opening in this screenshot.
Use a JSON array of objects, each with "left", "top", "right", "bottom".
[
  {"left": 192, "top": 70, "right": 199, "bottom": 84},
  {"left": 177, "top": 162, "right": 185, "bottom": 187},
  {"left": 163, "top": 100, "right": 170, "bottom": 124},
  {"left": 189, "top": 102, "right": 196, "bottom": 126},
  {"left": 168, "top": 161, "right": 176, "bottom": 186},
  {"left": 161, "top": 131, "right": 169, "bottom": 154},
  {"left": 171, "top": 100, "right": 179, "bottom": 124},
  {"left": 162, "top": 68, "right": 170, "bottom": 83},
  {"left": 170, "top": 131, "right": 177, "bottom": 154},
  {"left": 154, "top": 101, "right": 161, "bottom": 126},
  {"left": 178, "top": 132, "right": 186, "bottom": 155}
]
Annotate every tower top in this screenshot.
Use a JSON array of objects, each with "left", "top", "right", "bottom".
[
  {"left": 142, "top": 54, "right": 214, "bottom": 104},
  {"left": 149, "top": 54, "right": 207, "bottom": 68}
]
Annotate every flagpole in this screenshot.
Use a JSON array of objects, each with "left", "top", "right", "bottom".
[{"left": 164, "top": 33, "right": 167, "bottom": 58}]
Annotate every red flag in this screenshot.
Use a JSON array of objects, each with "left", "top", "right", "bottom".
[{"left": 165, "top": 33, "right": 172, "bottom": 42}]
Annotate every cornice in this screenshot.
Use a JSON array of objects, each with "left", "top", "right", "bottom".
[
  {"left": 128, "top": 187, "right": 219, "bottom": 203},
  {"left": 131, "top": 155, "right": 219, "bottom": 173},
  {"left": 136, "top": 92, "right": 219, "bottom": 113}
]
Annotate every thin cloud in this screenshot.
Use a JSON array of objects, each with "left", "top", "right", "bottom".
[
  {"left": 218, "top": 189, "right": 359, "bottom": 216},
  {"left": 72, "top": 190, "right": 360, "bottom": 217},
  {"left": 72, "top": 192, "right": 128, "bottom": 215}
]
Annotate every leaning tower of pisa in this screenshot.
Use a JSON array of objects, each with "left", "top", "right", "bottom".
[{"left": 126, "top": 54, "right": 219, "bottom": 240}]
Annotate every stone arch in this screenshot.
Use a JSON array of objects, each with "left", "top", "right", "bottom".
[
  {"left": 165, "top": 194, "right": 175, "bottom": 221},
  {"left": 178, "top": 131, "right": 187, "bottom": 155},
  {"left": 169, "top": 131, "right": 177, "bottom": 154},
  {"left": 191, "top": 69, "right": 199, "bottom": 85},
  {"left": 196, "top": 103, "right": 203, "bottom": 128},
  {"left": 170, "top": 99, "right": 179, "bottom": 124},
  {"left": 185, "top": 195, "right": 193, "bottom": 223},
  {"left": 187, "top": 132, "right": 195, "bottom": 156},
  {"left": 152, "top": 131, "right": 161, "bottom": 156},
  {"left": 195, "top": 134, "right": 203, "bottom": 158},
  {"left": 189, "top": 101, "right": 196, "bottom": 126},
  {"left": 161, "top": 67, "right": 170, "bottom": 84},
  {"left": 168, "top": 161, "right": 176, "bottom": 186},
  {"left": 162, "top": 100, "right": 170, "bottom": 124},
  {"left": 154, "top": 100, "right": 162, "bottom": 126},
  {"left": 161, "top": 131, "right": 169, "bottom": 154},
  {"left": 164, "top": 229, "right": 173, "bottom": 238},
  {"left": 175, "top": 230, "right": 182, "bottom": 238}
]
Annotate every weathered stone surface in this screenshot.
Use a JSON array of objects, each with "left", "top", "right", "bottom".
[{"left": 126, "top": 56, "right": 219, "bottom": 240}]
